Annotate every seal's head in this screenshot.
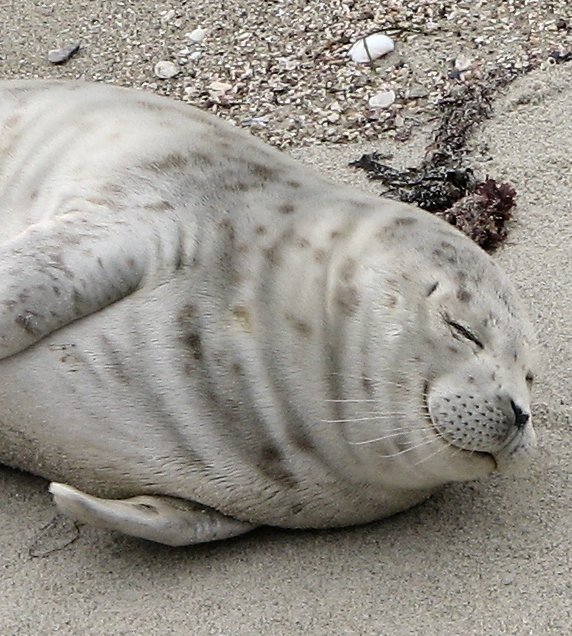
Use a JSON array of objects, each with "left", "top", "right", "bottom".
[{"left": 329, "top": 206, "right": 537, "bottom": 490}]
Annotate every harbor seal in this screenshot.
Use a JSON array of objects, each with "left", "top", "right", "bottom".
[{"left": 0, "top": 80, "right": 537, "bottom": 546}]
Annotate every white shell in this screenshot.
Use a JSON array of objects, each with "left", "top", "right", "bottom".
[
  {"left": 187, "top": 28, "right": 206, "bottom": 43},
  {"left": 154, "top": 61, "right": 179, "bottom": 79},
  {"left": 368, "top": 89, "right": 396, "bottom": 109},
  {"left": 349, "top": 34, "right": 394, "bottom": 63}
]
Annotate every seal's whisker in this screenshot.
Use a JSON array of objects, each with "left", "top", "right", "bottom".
[
  {"left": 413, "top": 436, "right": 458, "bottom": 466},
  {"left": 320, "top": 413, "right": 410, "bottom": 423},
  {"left": 375, "top": 436, "right": 438, "bottom": 458},
  {"left": 413, "top": 425, "right": 471, "bottom": 466},
  {"left": 324, "top": 398, "right": 385, "bottom": 404},
  {"left": 349, "top": 430, "right": 433, "bottom": 446}
]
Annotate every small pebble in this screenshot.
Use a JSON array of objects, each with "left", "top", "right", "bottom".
[
  {"left": 161, "top": 9, "right": 176, "bottom": 23},
  {"left": 208, "top": 81, "right": 232, "bottom": 93},
  {"left": 47, "top": 43, "right": 80, "bottom": 65},
  {"left": 187, "top": 28, "right": 207, "bottom": 43},
  {"left": 349, "top": 33, "right": 394, "bottom": 64},
  {"left": 368, "top": 89, "right": 396, "bottom": 109},
  {"left": 454, "top": 54, "right": 473, "bottom": 72},
  {"left": 154, "top": 60, "right": 180, "bottom": 79}
]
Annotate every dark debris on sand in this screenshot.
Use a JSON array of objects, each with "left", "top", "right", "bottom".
[{"left": 349, "top": 62, "right": 557, "bottom": 251}]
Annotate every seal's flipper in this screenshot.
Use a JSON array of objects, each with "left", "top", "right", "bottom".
[
  {"left": 49, "top": 483, "right": 255, "bottom": 546},
  {"left": 0, "top": 211, "right": 186, "bottom": 360}
]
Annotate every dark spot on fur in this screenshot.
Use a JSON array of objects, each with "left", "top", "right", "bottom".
[
  {"left": 296, "top": 237, "right": 310, "bottom": 249},
  {"left": 184, "top": 332, "right": 203, "bottom": 361},
  {"left": 249, "top": 163, "right": 276, "bottom": 181},
  {"left": 457, "top": 288, "right": 472, "bottom": 302},
  {"left": 143, "top": 200, "right": 175, "bottom": 211},
  {"left": 394, "top": 216, "right": 418, "bottom": 226},
  {"left": 335, "top": 284, "right": 361, "bottom": 316},
  {"left": 144, "top": 152, "right": 189, "bottom": 173},
  {"left": 85, "top": 197, "right": 114, "bottom": 208},
  {"left": 286, "top": 179, "right": 301, "bottom": 189},
  {"left": 314, "top": 248, "right": 326, "bottom": 263},
  {"left": 433, "top": 241, "right": 458, "bottom": 265},
  {"left": 71, "top": 288, "right": 83, "bottom": 314},
  {"left": 278, "top": 203, "right": 295, "bottom": 215},
  {"left": 192, "top": 152, "right": 214, "bottom": 166},
  {"left": 285, "top": 312, "right": 312, "bottom": 337},
  {"left": 232, "top": 305, "right": 254, "bottom": 332},
  {"left": 347, "top": 198, "right": 371, "bottom": 210},
  {"left": 258, "top": 445, "right": 297, "bottom": 489},
  {"left": 289, "top": 427, "right": 316, "bottom": 454},
  {"left": 232, "top": 362, "right": 243, "bottom": 375},
  {"left": 264, "top": 246, "right": 280, "bottom": 266},
  {"left": 255, "top": 225, "right": 267, "bottom": 235},
  {"left": 339, "top": 258, "right": 357, "bottom": 283},
  {"left": 330, "top": 230, "right": 341, "bottom": 240},
  {"left": 103, "top": 182, "right": 125, "bottom": 197},
  {"left": 448, "top": 346, "right": 459, "bottom": 354},
  {"left": 384, "top": 294, "right": 398, "bottom": 309},
  {"left": 137, "top": 100, "right": 165, "bottom": 113},
  {"left": 374, "top": 228, "right": 395, "bottom": 243},
  {"left": 178, "top": 305, "right": 203, "bottom": 360},
  {"left": 362, "top": 375, "right": 374, "bottom": 397},
  {"left": 219, "top": 218, "right": 236, "bottom": 243}
]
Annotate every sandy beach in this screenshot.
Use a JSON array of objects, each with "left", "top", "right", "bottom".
[{"left": 1, "top": 2, "right": 571, "bottom": 634}]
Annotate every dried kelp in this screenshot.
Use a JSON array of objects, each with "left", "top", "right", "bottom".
[{"left": 350, "top": 65, "right": 537, "bottom": 251}]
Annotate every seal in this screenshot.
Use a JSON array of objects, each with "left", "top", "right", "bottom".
[{"left": 0, "top": 80, "right": 537, "bottom": 545}]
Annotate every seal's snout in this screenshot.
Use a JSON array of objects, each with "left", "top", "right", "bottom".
[
  {"left": 510, "top": 400, "right": 530, "bottom": 429},
  {"left": 427, "top": 387, "right": 535, "bottom": 459}
]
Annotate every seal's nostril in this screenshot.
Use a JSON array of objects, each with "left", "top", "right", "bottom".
[{"left": 510, "top": 400, "right": 529, "bottom": 429}]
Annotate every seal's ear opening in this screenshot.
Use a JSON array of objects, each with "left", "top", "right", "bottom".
[{"left": 49, "top": 482, "right": 254, "bottom": 546}]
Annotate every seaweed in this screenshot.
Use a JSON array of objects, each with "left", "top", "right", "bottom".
[{"left": 349, "top": 63, "right": 542, "bottom": 251}]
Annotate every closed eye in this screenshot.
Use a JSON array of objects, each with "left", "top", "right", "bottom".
[
  {"left": 525, "top": 372, "right": 534, "bottom": 387},
  {"left": 446, "top": 318, "right": 484, "bottom": 349}
]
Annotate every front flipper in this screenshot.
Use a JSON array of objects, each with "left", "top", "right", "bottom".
[
  {"left": 49, "top": 483, "right": 256, "bottom": 546},
  {"left": 0, "top": 210, "right": 186, "bottom": 359}
]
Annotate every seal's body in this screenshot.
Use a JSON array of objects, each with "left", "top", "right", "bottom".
[{"left": 0, "top": 81, "right": 537, "bottom": 545}]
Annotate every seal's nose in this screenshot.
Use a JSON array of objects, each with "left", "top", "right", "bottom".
[{"left": 510, "top": 400, "right": 530, "bottom": 429}]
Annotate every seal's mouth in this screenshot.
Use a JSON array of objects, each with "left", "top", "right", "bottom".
[{"left": 422, "top": 381, "right": 497, "bottom": 470}]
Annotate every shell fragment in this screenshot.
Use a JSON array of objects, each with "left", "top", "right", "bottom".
[{"left": 349, "top": 34, "right": 395, "bottom": 64}]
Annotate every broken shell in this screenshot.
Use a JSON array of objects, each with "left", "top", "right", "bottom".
[
  {"left": 154, "top": 61, "right": 180, "bottom": 79},
  {"left": 368, "top": 89, "right": 396, "bottom": 109},
  {"left": 349, "top": 33, "right": 394, "bottom": 64},
  {"left": 47, "top": 43, "right": 80, "bottom": 65}
]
